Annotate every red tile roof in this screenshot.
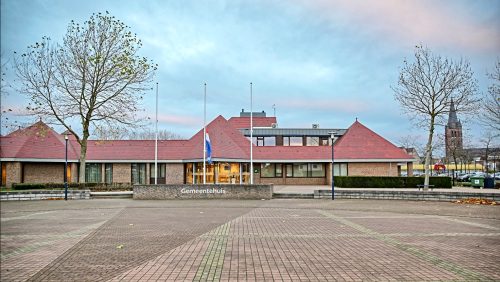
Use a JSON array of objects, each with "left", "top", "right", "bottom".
[
  {"left": 184, "top": 115, "right": 250, "bottom": 160},
  {"left": 86, "top": 140, "right": 190, "bottom": 160},
  {"left": 1, "top": 121, "right": 80, "bottom": 160},
  {"left": 333, "top": 121, "right": 412, "bottom": 160},
  {"left": 227, "top": 117, "right": 277, "bottom": 129},
  {"left": 254, "top": 121, "right": 412, "bottom": 161},
  {"left": 1, "top": 118, "right": 412, "bottom": 162}
]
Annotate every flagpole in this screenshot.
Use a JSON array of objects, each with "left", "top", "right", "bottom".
[
  {"left": 250, "top": 82, "right": 253, "bottom": 185},
  {"left": 203, "top": 83, "right": 207, "bottom": 184},
  {"left": 155, "top": 82, "right": 158, "bottom": 185}
]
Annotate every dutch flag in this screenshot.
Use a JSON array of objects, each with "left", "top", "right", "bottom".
[{"left": 205, "top": 133, "right": 212, "bottom": 164}]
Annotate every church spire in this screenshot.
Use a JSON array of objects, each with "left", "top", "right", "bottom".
[{"left": 447, "top": 98, "right": 460, "bottom": 128}]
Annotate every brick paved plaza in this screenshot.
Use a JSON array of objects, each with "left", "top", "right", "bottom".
[{"left": 1, "top": 199, "right": 499, "bottom": 281}]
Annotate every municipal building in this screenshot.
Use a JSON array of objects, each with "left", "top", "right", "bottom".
[{"left": 0, "top": 110, "right": 414, "bottom": 187}]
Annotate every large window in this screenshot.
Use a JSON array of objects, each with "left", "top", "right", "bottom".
[
  {"left": 283, "top": 136, "right": 303, "bottom": 146},
  {"left": 293, "top": 163, "right": 308, "bottom": 177},
  {"left": 287, "top": 163, "right": 326, "bottom": 178},
  {"left": 306, "top": 137, "right": 319, "bottom": 146},
  {"left": 333, "top": 163, "right": 348, "bottom": 176},
  {"left": 85, "top": 163, "right": 102, "bottom": 183},
  {"left": 150, "top": 163, "right": 166, "bottom": 184},
  {"left": 320, "top": 137, "right": 330, "bottom": 146},
  {"left": 309, "top": 163, "right": 325, "bottom": 177},
  {"left": 260, "top": 163, "right": 282, "bottom": 178},
  {"left": 105, "top": 164, "right": 113, "bottom": 184},
  {"left": 131, "top": 163, "right": 146, "bottom": 184},
  {"left": 251, "top": 136, "right": 276, "bottom": 146}
]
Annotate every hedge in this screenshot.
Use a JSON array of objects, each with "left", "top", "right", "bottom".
[
  {"left": 11, "top": 182, "right": 133, "bottom": 191},
  {"left": 334, "top": 176, "right": 452, "bottom": 188}
]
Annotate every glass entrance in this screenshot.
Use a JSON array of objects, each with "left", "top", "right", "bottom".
[{"left": 185, "top": 162, "right": 250, "bottom": 184}]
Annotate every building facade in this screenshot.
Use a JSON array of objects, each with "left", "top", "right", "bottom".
[{"left": 1, "top": 112, "right": 413, "bottom": 187}]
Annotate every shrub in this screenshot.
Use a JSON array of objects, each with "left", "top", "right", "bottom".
[
  {"left": 12, "top": 182, "right": 132, "bottom": 191},
  {"left": 334, "top": 176, "right": 451, "bottom": 188}
]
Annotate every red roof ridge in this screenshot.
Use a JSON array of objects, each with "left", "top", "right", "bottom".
[{"left": 334, "top": 120, "right": 413, "bottom": 160}]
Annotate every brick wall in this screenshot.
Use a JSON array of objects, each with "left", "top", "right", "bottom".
[
  {"left": 166, "top": 164, "right": 184, "bottom": 184},
  {"left": 23, "top": 163, "right": 64, "bottom": 183},
  {"left": 70, "top": 163, "right": 79, "bottom": 182},
  {"left": 407, "top": 162, "right": 414, "bottom": 176},
  {"left": 134, "top": 184, "right": 273, "bottom": 200},
  {"left": 5, "top": 162, "right": 22, "bottom": 188},
  {"left": 113, "top": 163, "right": 131, "bottom": 183},
  {"left": 348, "top": 163, "right": 398, "bottom": 176}
]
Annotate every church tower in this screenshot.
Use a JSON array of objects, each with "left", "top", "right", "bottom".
[{"left": 445, "top": 99, "right": 463, "bottom": 162}]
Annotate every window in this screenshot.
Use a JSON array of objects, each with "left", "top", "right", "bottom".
[
  {"left": 333, "top": 163, "right": 348, "bottom": 176},
  {"left": 264, "top": 137, "right": 276, "bottom": 146},
  {"left": 306, "top": 137, "right": 319, "bottom": 146},
  {"left": 293, "top": 163, "right": 308, "bottom": 177},
  {"left": 131, "top": 163, "right": 146, "bottom": 184},
  {"left": 283, "top": 136, "right": 303, "bottom": 146},
  {"left": 150, "top": 163, "right": 166, "bottom": 184},
  {"left": 105, "top": 164, "right": 113, "bottom": 184},
  {"left": 150, "top": 163, "right": 166, "bottom": 178},
  {"left": 285, "top": 163, "right": 326, "bottom": 178},
  {"left": 260, "top": 163, "right": 276, "bottom": 178},
  {"left": 253, "top": 136, "right": 276, "bottom": 146},
  {"left": 85, "top": 163, "right": 102, "bottom": 183},
  {"left": 320, "top": 137, "right": 330, "bottom": 146},
  {"left": 257, "top": 137, "right": 264, "bottom": 146},
  {"left": 286, "top": 164, "right": 293, "bottom": 177},
  {"left": 308, "top": 163, "right": 325, "bottom": 177},
  {"left": 275, "top": 164, "right": 283, "bottom": 177}
]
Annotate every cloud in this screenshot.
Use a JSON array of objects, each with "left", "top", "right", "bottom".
[
  {"left": 157, "top": 113, "right": 202, "bottom": 127},
  {"left": 294, "top": 0, "right": 500, "bottom": 53},
  {"left": 280, "top": 98, "right": 369, "bottom": 114}
]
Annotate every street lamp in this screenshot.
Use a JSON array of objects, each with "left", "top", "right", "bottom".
[
  {"left": 64, "top": 133, "right": 68, "bottom": 201},
  {"left": 328, "top": 131, "right": 337, "bottom": 200}
]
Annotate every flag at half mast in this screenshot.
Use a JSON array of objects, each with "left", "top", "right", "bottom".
[{"left": 205, "top": 133, "right": 212, "bottom": 164}]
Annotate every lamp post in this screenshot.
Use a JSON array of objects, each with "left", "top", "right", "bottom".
[
  {"left": 328, "top": 131, "right": 337, "bottom": 200},
  {"left": 64, "top": 133, "right": 68, "bottom": 201}
]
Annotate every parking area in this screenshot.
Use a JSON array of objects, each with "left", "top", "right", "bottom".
[{"left": 1, "top": 199, "right": 499, "bottom": 281}]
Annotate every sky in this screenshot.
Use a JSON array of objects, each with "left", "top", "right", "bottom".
[{"left": 1, "top": 0, "right": 499, "bottom": 151}]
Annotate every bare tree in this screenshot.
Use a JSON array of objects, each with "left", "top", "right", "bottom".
[
  {"left": 93, "top": 125, "right": 182, "bottom": 140},
  {"left": 480, "top": 60, "right": 500, "bottom": 134},
  {"left": 479, "top": 131, "right": 499, "bottom": 173},
  {"left": 14, "top": 12, "right": 156, "bottom": 182},
  {"left": 1, "top": 53, "right": 11, "bottom": 136},
  {"left": 126, "top": 128, "right": 183, "bottom": 140},
  {"left": 393, "top": 46, "right": 479, "bottom": 188}
]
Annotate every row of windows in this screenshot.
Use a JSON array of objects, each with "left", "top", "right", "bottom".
[
  {"left": 260, "top": 163, "right": 348, "bottom": 178},
  {"left": 85, "top": 163, "right": 166, "bottom": 184},
  {"left": 260, "top": 163, "right": 327, "bottom": 178},
  {"left": 250, "top": 136, "right": 332, "bottom": 147},
  {"left": 84, "top": 162, "right": 348, "bottom": 183}
]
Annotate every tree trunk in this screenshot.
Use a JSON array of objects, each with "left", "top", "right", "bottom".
[
  {"left": 423, "top": 117, "right": 435, "bottom": 190},
  {"left": 79, "top": 140, "right": 87, "bottom": 184}
]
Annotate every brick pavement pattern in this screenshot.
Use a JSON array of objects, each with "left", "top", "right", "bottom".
[{"left": 1, "top": 199, "right": 499, "bottom": 281}]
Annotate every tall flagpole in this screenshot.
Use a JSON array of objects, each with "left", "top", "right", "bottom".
[
  {"left": 155, "top": 82, "right": 158, "bottom": 185},
  {"left": 250, "top": 82, "right": 253, "bottom": 185},
  {"left": 203, "top": 83, "right": 207, "bottom": 184}
]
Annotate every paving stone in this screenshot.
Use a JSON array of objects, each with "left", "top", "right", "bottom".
[{"left": 1, "top": 199, "right": 499, "bottom": 281}]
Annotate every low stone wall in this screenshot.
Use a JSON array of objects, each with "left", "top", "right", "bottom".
[
  {"left": 314, "top": 189, "right": 500, "bottom": 202},
  {"left": 134, "top": 184, "right": 273, "bottom": 200},
  {"left": 0, "top": 190, "right": 90, "bottom": 201}
]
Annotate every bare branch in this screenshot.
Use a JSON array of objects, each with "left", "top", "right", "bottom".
[{"left": 393, "top": 46, "right": 479, "bottom": 187}]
